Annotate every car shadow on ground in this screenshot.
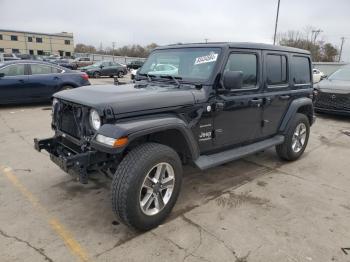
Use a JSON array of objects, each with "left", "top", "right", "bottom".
[
  {"left": 0, "top": 101, "right": 51, "bottom": 110},
  {"left": 315, "top": 112, "right": 350, "bottom": 123},
  {"left": 49, "top": 155, "right": 276, "bottom": 241}
]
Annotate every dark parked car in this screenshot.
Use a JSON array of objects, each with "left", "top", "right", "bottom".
[
  {"left": 0, "top": 60, "right": 90, "bottom": 104},
  {"left": 127, "top": 60, "right": 144, "bottom": 70},
  {"left": 314, "top": 66, "right": 350, "bottom": 115},
  {"left": 35, "top": 43, "right": 315, "bottom": 231},
  {"left": 80, "top": 61, "right": 127, "bottom": 78}
]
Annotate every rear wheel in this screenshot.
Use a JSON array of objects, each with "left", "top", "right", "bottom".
[
  {"left": 112, "top": 143, "right": 182, "bottom": 231},
  {"left": 93, "top": 71, "right": 100, "bottom": 78},
  {"left": 276, "top": 113, "right": 310, "bottom": 161}
]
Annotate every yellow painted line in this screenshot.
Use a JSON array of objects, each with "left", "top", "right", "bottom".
[{"left": 1, "top": 165, "right": 91, "bottom": 262}]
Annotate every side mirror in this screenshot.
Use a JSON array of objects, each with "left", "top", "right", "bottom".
[
  {"left": 223, "top": 71, "right": 243, "bottom": 90},
  {"left": 0, "top": 73, "right": 5, "bottom": 78},
  {"left": 100, "top": 65, "right": 104, "bottom": 69}
]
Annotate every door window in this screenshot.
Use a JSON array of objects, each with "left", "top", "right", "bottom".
[
  {"left": 30, "top": 64, "right": 58, "bottom": 75},
  {"left": 266, "top": 54, "right": 288, "bottom": 85},
  {"left": 224, "top": 53, "right": 257, "bottom": 88},
  {"left": 292, "top": 56, "right": 311, "bottom": 84},
  {"left": 0, "top": 64, "right": 25, "bottom": 76}
]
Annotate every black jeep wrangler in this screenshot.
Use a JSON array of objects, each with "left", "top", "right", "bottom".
[{"left": 35, "top": 43, "right": 315, "bottom": 231}]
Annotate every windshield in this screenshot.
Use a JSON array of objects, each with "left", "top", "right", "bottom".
[
  {"left": 138, "top": 47, "right": 221, "bottom": 81},
  {"left": 328, "top": 67, "right": 350, "bottom": 81}
]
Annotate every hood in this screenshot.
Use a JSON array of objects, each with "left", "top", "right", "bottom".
[
  {"left": 54, "top": 83, "right": 205, "bottom": 115},
  {"left": 317, "top": 79, "right": 350, "bottom": 94}
]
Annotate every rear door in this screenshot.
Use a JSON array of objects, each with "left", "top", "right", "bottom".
[
  {"left": 261, "top": 53, "right": 312, "bottom": 137},
  {"left": 0, "top": 63, "right": 28, "bottom": 103},
  {"left": 213, "top": 50, "right": 264, "bottom": 149},
  {"left": 27, "top": 63, "right": 63, "bottom": 99},
  {"left": 261, "top": 51, "right": 291, "bottom": 137}
]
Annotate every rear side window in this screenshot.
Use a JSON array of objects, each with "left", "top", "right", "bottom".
[
  {"left": 225, "top": 53, "right": 257, "bottom": 88},
  {"left": 292, "top": 56, "right": 311, "bottom": 84},
  {"left": 266, "top": 54, "right": 288, "bottom": 85},
  {"left": 0, "top": 64, "right": 25, "bottom": 76},
  {"left": 30, "top": 64, "right": 61, "bottom": 74}
]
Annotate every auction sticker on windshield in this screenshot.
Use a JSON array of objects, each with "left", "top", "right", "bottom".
[{"left": 194, "top": 52, "right": 218, "bottom": 65}]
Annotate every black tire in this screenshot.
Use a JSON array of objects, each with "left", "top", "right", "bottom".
[
  {"left": 93, "top": 71, "right": 100, "bottom": 78},
  {"left": 276, "top": 113, "right": 310, "bottom": 161},
  {"left": 112, "top": 143, "right": 182, "bottom": 231},
  {"left": 60, "top": 85, "right": 73, "bottom": 91},
  {"left": 117, "top": 71, "right": 124, "bottom": 78}
]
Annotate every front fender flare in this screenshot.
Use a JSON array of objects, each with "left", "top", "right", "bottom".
[{"left": 94, "top": 116, "right": 200, "bottom": 159}]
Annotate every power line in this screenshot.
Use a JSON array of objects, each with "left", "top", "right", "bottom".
[{"left": 312, "top": 29, "right": 323, "bottom": 44}]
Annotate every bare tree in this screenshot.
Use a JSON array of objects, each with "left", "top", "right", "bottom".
[{"left": 277, "top": 28, "right": 339, "bottom": 62}]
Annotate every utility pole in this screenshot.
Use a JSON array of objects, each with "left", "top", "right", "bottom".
[
  {"left": 273, "top": 0, "right": 281, "bottom": 45},
  {"left": 204, "top": 38, "right": 209, "bottom": 43},
  {"left": 312, "top": 29, "right": 323, "bottom": 45},
  {"left": 338, "top": 37, "right": 345, "bottom": 62},
  {"left": 111, "top": 42, "right": 116, "bottom": 62},
  {"left": 112, "top": 41, "right": 116, "bottom": 56}
]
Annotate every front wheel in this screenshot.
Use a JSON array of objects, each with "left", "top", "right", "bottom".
[
  {"left": 111, "top": 143, "right": 182, "bottom": 231},
  {"left": 276, "top": 113, "right": 310, "bottom": 161}
]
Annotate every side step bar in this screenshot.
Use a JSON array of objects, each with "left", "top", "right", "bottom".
[{"left": 194, "top": 135, "right": 285, "bottom": 170}]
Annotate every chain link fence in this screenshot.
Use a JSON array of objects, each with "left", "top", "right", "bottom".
[{"left": 74, "top": 53, "right": 146, "bottom": 64}]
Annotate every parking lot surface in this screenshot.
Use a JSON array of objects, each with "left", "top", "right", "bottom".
[{"left": 1, "top": 78, "right": 350, "bottom": 261}]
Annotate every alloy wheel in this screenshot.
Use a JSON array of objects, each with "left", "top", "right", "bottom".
[
  {"left": 291, "top": 123, "right": 307, "bottom": 153},
  {"left": 139, "top": 162, "right": 175, "bottom": 216}
]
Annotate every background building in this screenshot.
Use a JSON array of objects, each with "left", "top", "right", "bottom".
[{"left": 0, "top": 29, "right": 74, "bottom": 57}]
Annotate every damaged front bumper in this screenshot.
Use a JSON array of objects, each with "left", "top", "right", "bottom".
[{"left": 34, "top": 134, "right": 116, "bottom": 184}]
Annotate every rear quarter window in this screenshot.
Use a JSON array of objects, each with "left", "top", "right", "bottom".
[{"left": 292, "top": 56, "right": 311, "bottom": 85}]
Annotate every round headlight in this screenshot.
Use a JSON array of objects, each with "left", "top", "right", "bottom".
[{"left": 89, "top": 109, "right": 101, "bottom": 130}]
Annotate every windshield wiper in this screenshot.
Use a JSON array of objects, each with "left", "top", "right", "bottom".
[
  {"left": 138, "top": 73, "right": 156, "bottom": 82},
  {"left": 159, "top": 75, "right": 182, "bottom": 87}
]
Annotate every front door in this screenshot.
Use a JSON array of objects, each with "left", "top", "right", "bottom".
[
  {"left": 0, "top": 63, "right": 28, "bottom": 103},
  {"left": 213, "top": 50, "right": 264, "bottom": 149},
  {"left": 261, "top": 51, "right": 292, "bottom": 137}
]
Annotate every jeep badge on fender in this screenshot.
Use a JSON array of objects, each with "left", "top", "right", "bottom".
[{"left": 34, "top": 43, "right": 315, "bottom": 231}]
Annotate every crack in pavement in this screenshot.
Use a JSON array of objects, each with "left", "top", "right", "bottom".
[
  {"left": 182, "top": 215, "right": 239, "bottom": 261},
  {"left": 0, "top": 112, "right": 32, "bottom": 147},
  {"left": 0, "top": 228, "right": 53, "bottom": 262},
  {"left": 150, "top": 231, "right": 211, "bottom": 262}
]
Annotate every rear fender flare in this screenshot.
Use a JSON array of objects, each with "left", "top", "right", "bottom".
[{"left": 279, "top": 97, "right": 314, "bottom": 132}]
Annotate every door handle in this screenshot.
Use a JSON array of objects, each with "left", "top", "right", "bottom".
[
  {"left": 279, "top": 95, "right": 290, "bottom": 100},
  {"left": 250, "top": 98, "right": 263, "bottom": 105},
  {"left": 53, "top": 76, "right": 59, "bottom": 80},
  {"left": 18, "top": 79, "right": 24, "bottom": 83}
]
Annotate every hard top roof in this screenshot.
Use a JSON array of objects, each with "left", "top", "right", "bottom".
[{"left": 155, "top": 42, "right": 310, "bottom": 55}]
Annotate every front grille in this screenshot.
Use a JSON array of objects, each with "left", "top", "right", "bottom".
[
  {"left": 315, "top": 92, "right": 350, "bottom": 110},
  {"left": 58, "top": 103, "right": 85, "bottom": 138}
]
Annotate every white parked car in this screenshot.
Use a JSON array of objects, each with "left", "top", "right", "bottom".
[
  {"left": 313, "top": 69, "right": 325, "bottom": 83},
  {"left": 150, "top": 64, "right": 178, "bottom": 76},
  {"left": 130, "top": 68, "right": 138, "bottom": 80}
]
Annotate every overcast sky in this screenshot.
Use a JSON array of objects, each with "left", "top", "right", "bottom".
[{"left": 1, "top": 0, "right": 349, "bottom": 61}]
